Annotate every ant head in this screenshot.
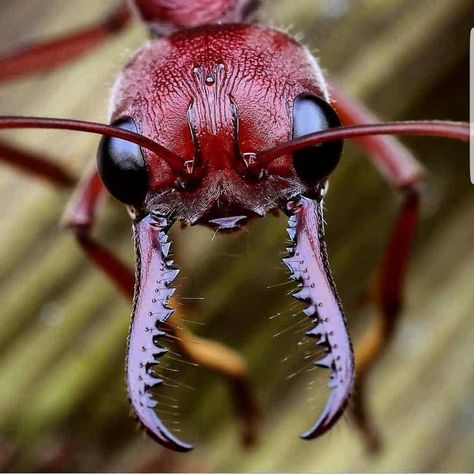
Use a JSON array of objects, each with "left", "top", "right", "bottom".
[{"left": 98, "top": 24, "right": 343, "bottom": 230}]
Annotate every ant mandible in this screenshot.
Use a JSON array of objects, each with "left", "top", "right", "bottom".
[{"left": 0, "top": 0, "right": 469, "bottom": 452}]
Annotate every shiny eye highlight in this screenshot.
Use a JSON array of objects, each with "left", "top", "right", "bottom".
[
  {"left": 292, "top": 95, "right": 343, "bottom": 184},
  {"left": 97, "top": 118, "right": 148, "bottom": 205}
]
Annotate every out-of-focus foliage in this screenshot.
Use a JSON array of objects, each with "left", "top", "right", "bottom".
[{"left": 0, "top": 0, "right": 472, "bottom": 471}]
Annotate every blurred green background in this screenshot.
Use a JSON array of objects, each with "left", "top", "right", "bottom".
[{"left": 0, "top": 0, "right": 472, "bottom": 471}]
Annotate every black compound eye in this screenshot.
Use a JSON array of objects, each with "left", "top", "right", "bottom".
[
  {"left": 97, "top": 117, "right": 148, "bottom": 205},
  {"left": 292, "top": 95, "right": 343, "bottom": 184}
]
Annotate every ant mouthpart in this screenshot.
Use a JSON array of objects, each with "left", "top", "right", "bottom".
[
  {"left": 183, "top": 159, "right": 195, "bottom": 174},
  {"left": 242, "top": 152, "right": 268, "bottom": 180},
  {"left": 242, "top": 152, "right": 257, "bottom": 168},
  {"left": 174, "top": 177, "right": 187, "bottom": 189}
]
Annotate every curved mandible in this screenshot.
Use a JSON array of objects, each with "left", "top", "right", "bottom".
[
  {"left": 128, "top": 213, "right": 193, "bottom": 452},
  {"left": 283, "top": 196, "right": 354, "bottom": 438}
]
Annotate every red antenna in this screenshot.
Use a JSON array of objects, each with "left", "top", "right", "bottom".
[
  {"left": 256, "top": 120, "right": 470, "bottom": 168},
  {"left": 0, "top": 116, "right": 186, "bottom": 174}
]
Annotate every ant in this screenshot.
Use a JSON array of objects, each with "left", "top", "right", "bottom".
[{"left": 0, "top": 0, "right": 469, "bottom": 454}]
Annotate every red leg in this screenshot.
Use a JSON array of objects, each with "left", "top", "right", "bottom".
[
  {"left": 0, "top": 3, "right": 131, "bottom": 83},
  {"left": 63, "top": 166, "right": 134, "bottom": 295},
  {"left": 329, "top": 80, "right": 422, "bottom": 452},
  {"left": 63, "top": 168, "right": 259, "bottom": 445},
  {"left": 329, "top": 80, "right": 424, "bottom": 187},
  {"left": 0, "top": 139, "right": 74, "bottom": 187}
]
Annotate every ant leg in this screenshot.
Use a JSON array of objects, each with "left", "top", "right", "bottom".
[
  {"left": 329, "top": 81, "right": 423, "bottom": 452},
  {"left": 0, "top": 3, "right": 131, "bottom": 83},
  {"left": 0, "top": 139, "right": 75, "bottom": 187},
  {"left": 62, "top": 165, "right": 135, "bottom": 294},
  {"left": 63, "top": 169, "right": 259, "bottom": 446}
]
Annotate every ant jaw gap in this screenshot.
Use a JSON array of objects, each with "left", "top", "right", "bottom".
[{"left": 127, "top": 191, "right": 354, "bottom": 451}]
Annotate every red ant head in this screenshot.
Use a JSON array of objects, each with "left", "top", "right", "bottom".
[{"left": 98, "top": 24, "right": 343, "bottom": 230}]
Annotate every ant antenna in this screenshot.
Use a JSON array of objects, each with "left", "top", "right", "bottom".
[
  {"left": 256, "top": 120, "right": 470, "bottom": 168},
  {"left": 0, "top": 116, "right": 186, "bottom": 174}
]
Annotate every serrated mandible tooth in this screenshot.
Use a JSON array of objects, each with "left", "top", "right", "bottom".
[
  {"left": 166, "top": 268, "right": 180, "bottom": 282},
  {"left": 160, "top": 308, "right": 174, "bottom": 322},
  {"left": 143, "top": 373, "right": 160, "bottom": 386},
  {"left": 290, "top": 270, "right": 301, "bottom": 281},
  {"left": 306, "top": 325, "right": 323, "bottom": 338},
  {"left": 314, "top": 354, "right": 333, "bottom": 369},
  {"left": 316, "top": 334, "right": 328, "bottom": 346},
  {"left": 153, "top": 347, "right": 168, "bottom": 359},
  {"left": 282, "top": 257, "right": 296, "bottom": 272},
  {"left": 292, "top": 287, "right": 311, "bottom": 301},
  {"left": 141, "top": 392, "right": 154, "bottom": 405},
  {"left": 158, "top": 232, "right": 168, "bottom": 244},
  {"left": 161, "top": 241, "right": 171, "bottom": 257},
  {"left": 156, "top": 287, "right": 175, "bottom": 301},
  {"left": 303, "top": 305, "right": 317, "bottom": 316},
  {"left": 152, "top": 331, "right": 166, "bottom": 343},
  {"left": 287, "top": 228, "right": 296, "bottom": 240}
]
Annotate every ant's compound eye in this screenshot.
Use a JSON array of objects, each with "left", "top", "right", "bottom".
[
  {"left": 97, "top": 117, "right": 148, "bottom": 205},
  {"left": 292, "top": 95, "right": 343, "bottom": 184}
]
